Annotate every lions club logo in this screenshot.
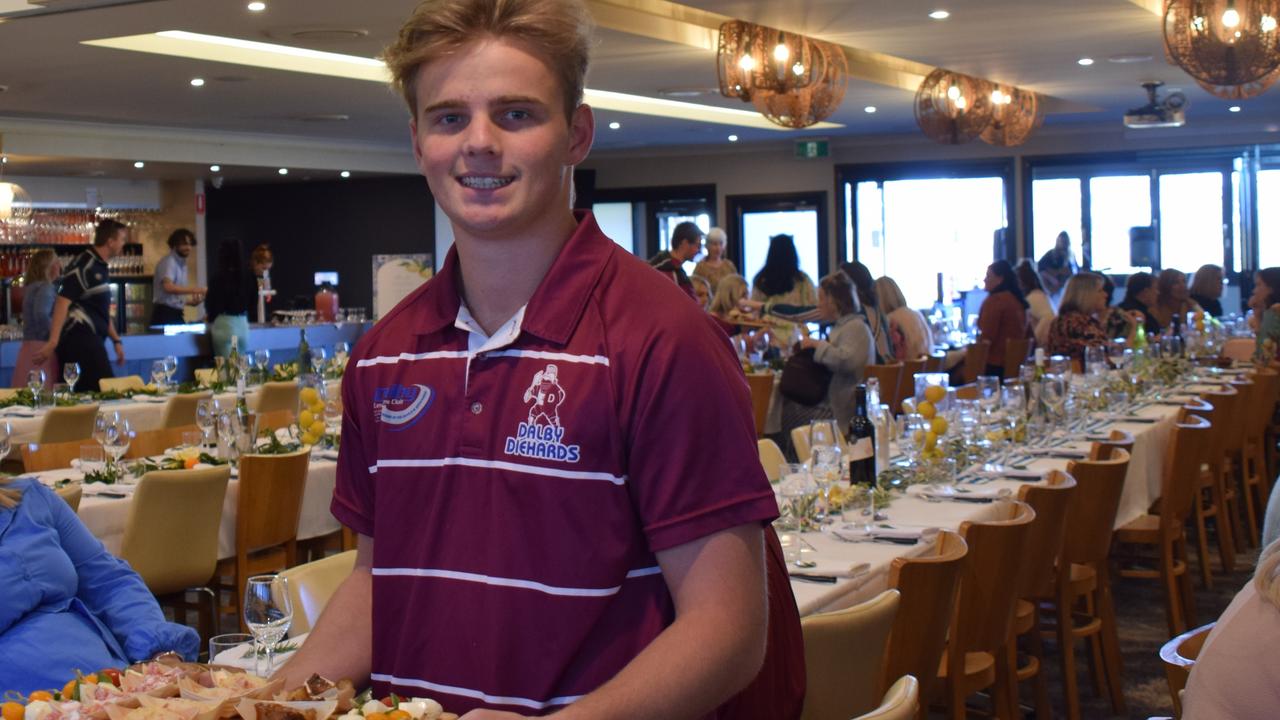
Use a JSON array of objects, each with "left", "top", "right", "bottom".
[
  {"left": 504, "top": 364, "right": 580, "bottom": 463},
  {"left": 373, "top": 383, "right": 434, "bottom": 431}
]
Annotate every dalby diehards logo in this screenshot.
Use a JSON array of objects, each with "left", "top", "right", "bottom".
[
  {"left": 504, "top": 364, "right": 580, "bottom": 463},
  {"left": 374, "top": 383, "right": 434, "bottom": 431}
]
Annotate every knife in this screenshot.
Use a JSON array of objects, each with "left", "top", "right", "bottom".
[{"left": 789, "top": 574, "right": 838, "bottom": 583}]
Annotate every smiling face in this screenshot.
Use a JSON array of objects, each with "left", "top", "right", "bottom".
[{"left": 410, "top": 38, "right": 594, "bottom": 244}]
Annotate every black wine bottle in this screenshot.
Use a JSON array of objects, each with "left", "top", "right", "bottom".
[{"left": 847, "top": 384, "right": 876, "bottom": 487}]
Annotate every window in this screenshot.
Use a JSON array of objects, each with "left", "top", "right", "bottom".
[
  {"left": 1031, "top": 178, "right": 1083, "bottom": 268},
  {"left": 593, "top": 202, "right": 636, "bottom": 254},
  {"left": 1088, "top": 175, "right": 1152, "bottom": 275},
  {"left": 659, "top": 212, "right": 710, "bottom": 277},
  {"left": 1159, "top": 171, "right": 1226, "bottom": 273},
  {"left": 590, "top": 184, "right": 716, "bottom": 261},
  {"left": 728, "top": 192, "right": 829, "bottom": 293},
  {"left": 1260, "top": 169, "right": 1280, "bottom": 269}
]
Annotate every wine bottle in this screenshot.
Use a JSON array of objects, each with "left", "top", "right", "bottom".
[
  {"left": 847, "top": 384, "right": 876, "bottom": 487},
  {"left": 297, "top": 327, "right": 312, "bottom": 376}
]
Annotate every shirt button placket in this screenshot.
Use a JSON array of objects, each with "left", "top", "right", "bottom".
[{"left": 459, "top": 353, "right": 487, "bottom": 457}]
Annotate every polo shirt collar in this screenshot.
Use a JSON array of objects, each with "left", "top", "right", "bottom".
[{"left": 415, "top": 211, "right": 610, "bottom": 346}]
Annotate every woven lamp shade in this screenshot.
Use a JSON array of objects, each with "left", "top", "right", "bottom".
[
  {"left": 915, "top": 68, "right": 995, "bottom": 145},
  {"left": 717, "top": 20, "right": 849, "bottom": 128},
  {"left": 750, "top": 41, "right": 848, "bottom": 128},
  {"left": 1164, "top": 0, "right": 1280, "bottom": 99},
  {"left": 981, "top": 85, "right": 1043, "bottom": 147}
]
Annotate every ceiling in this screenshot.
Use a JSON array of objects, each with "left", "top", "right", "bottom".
[{"left": 0, "top": 0, "right": 1278, "bottom": 182}]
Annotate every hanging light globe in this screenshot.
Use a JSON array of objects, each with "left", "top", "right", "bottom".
[
  {"left": 0, "top": 181, "right": 33, "bottom": 243},
  {"left": 1164, "top": 0, "right": 1280, "bottom": 99}
]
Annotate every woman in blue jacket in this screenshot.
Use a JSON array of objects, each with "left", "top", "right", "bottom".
[{"left": 0, "top": 477, "right": 198, "bottom": 693}]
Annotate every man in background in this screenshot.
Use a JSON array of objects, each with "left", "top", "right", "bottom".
[
  {"left": 647, "top": 221, "right": 703, "bottom": 294},
  {"left": 150, "top": 228, "right": 205, "bottom": 326}
]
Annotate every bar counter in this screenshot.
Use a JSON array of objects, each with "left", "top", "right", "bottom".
[{"left": 0, "top": 322, "right": 370, "bottom": 387}]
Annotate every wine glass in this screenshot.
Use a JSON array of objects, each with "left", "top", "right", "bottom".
[
  {"left": 333, "top": 342, "right": 350, "bottom": 370},
  {"left": 976, "top": 375, "right": 1000, "bottom": 417},
  {"left": 63, "top": 362, "right": 81, "bottom": 395},
  {"left": 27, "top": 369, "right": 46, "bottom": 408},
  {"left": 1084, "top": 346, "right": 1107, "bottom": 378},
  {"left": 216, "top": 410, "right": 242, "bottom": 460},
  {"left": 243, "top": 575, "right": 293, "bottom": 676},
  {"left": 163, "top": 355, "right": 178, "bottom": 387},
  {"left": 92, "top": 411, "right": 115, "bottom": 448},
  {"left": 103, "top": 416, "right": 133, "bottom": 471},
  {"left": 195, "top": 398, "right": 218, "bottom": 446},
  {"left": 310, "top": 348, "right": 328, "bottom": 376},
  {"left": 150, "top": 359, "right": 168, "bottom": 391},
  {"left": 253, "top": 349, "right": 271, "bottom": 382},
  {"left": 1042, "top": 374, "right": 1068, "bottom": 438},
  {"left": 1108, "top": 339, "right": 1128, "bottom": 371}
]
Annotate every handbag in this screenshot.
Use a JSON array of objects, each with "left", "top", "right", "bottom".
[{"left": 779, "top": 344, "right": 832, "bottom": 406}]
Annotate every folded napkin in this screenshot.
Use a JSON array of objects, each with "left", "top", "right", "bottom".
[
  {"left": 1, "top": 407, "right": 38, "bottom": 417},
  {"left": 131, "top": 395, "right": 168, "bottom": 404},
  {"left": 789, "top": 559, "right": 872, "bottom": 580},
  {"left": 1024, "top": 447, "right": 1089, "bottom": 459},
  {"left": 82, "top": 481, "right": 137, "bottom": 496},
  {"left": 829, "top": 523, "right": 936, "bottom": 544},
  {"left": 212, "top": 633, "right": 306, "bottom": 670},
  {"left": 911, "top": 484, "right": 1013, "bottom": 502},
  {"left": 972, "top": 464, "right": 1044, "bottom": 481},
  {"left": 1098, "top": 413, "right": 1159, "bottom": 423}
]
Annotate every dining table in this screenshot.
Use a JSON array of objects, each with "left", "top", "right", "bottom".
[{"left": 785, "top": 369, "right": 1251, "bottom": 617}]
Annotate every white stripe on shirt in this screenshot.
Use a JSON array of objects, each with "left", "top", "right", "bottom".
[
  {"left": 369, "top": 673, "right": 583, "bottom": 711},
  {"left": 372, "top": 566, "right": 659, "bottom": 597},
  {"left": 355, "top": 349, "right": 609, "bottom": 368},
  {"left": 368, "top": 456, "right": 627, "bottom": 485},
  {"left": 487, "top": 349, "right": 610, "bottom": 366},
  {"left": 355, "top": 351, "right": 470, "bottom": 367}
]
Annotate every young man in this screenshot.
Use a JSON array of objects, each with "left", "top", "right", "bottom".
[
  {"left": 33, "top": 219, "right": 128, "bottom": 391},
  {"left": 150, "top": 228, "right": 206, "bottom": 326},
  {"left": 276, "top": 1, "right": 803, "bottom": 718},
  {"left": 647, "top": 221, "right": 704, "bottom": 294}
]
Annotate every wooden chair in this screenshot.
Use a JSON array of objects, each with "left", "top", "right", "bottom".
[
  {"left": 1242, "top": 369, "right": 1279, "bottom": 541},
  {"left": 215, "top": 448, "right": 310, "bottom": 630},
  {"left": 56, "top": 484, "right": 82, "bottom": 512},
  {"left": 99, "top": 375, "right": 146, "bottom": 393},
  {"left": 255, "top": 381, "right": 300, "bottom": 415},
  {"left": 1003, "top": 338, "right": 1032, "bottom": 379},
  {"left": 278, "top": 550, "right": 356, "bottom": 637},
  {"left": 758, "top": 438, "right": 786, "bottom": 482},
  {"left": 36, "top": 404, "right": 99, "bottom": 443},
  {"left": 160, "top": 391, "right": 212, "bottom": 428},
  {"left": 960, "top": 341, "right": 990, "bottom": 384},
  {"left": 953, "top": 383, "right": 979, "bottom": 401},
  {"left": 880, "top": 530, "right": 967, "bottom": 720},
  {"left": 1088, "top": 429, "right": 1134, "bottom": 461},
  {"left": 1159, "top": 623, "right": 1215, "bottom": 719},
  {"left": 866, "top": 363, "right": 903, "bottom": 413},
  {"left": 924, "top": 352, "right": 946, "bottom": 373},
  {"left": 800, "top": 589, "right": 900, "bottom": 720},
  {"left": 1187, "top": 392, "right": 1237, "bottom": 583},
  {"left": 1013, "top": 471, "right": 1078, "bottom": 719},
  {"left": 118, "top": 466, "right": 232, "bottom": 644},
  {"left": 256, "top": 408, "right": 296, "bottom": 433},
  {"left": 856, "top": 676, "right": 919, "bottom": 720},
  {"left": 1225, "top": 377, "right": 1258, "bottom": 547},
  {"left": 22, "top": 439, "right": 94, "bottom": 472},
  {"left": 896, "top": 358, "right": 926, "bottom": 415},
  {"left": 126, "top": 424, "right": 200, "bottom": 459},
  {"left": 792, "top": 426, "right": 812, "bottom": 466},
  {"left": 1204, "top": 387, "right": 1245, "bottom": 558},
  {"left": 746, "top": 373, "right": 774, "bottom": 438},
  {"left": 1115, "top": 415, "right": 1211, "bottom": 636},
  {"left": 938, "top": 500, "right": 1036, "bottom": 720}
]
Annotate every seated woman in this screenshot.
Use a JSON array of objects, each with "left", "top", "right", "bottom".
[
  {"left": 1014, "top": 259, "right": 1055, "bottom": 348},
  {"left": 1045, "top": 273, "right": 1110, "bottom": 362},
  {"left": 1182, "top": 536, "right": 1280, "bottom": 718},
  {"left": 1118, "top": 271, "right": 1161, "bottom": 337},
  {"left": 784, "top": 272, "right": 874, "bottom": 434},
  {"left": 1151, "top": 268, "right": 1201, "bottom": 337},
  {"left": 0, "top": 477, "right": 198, "bottom": 693},
  {"left": 1190, "top": 264, "right": 1226, "bottom": 318},
  {"left": 976, "top": 260, "right": 1030, "bottom": 378},
  {"left": 875, "top": 276, "right": 931, "bottom": 361},
  {"left": 1249, "top": 267, "right": 1280, "bottom": 364}
]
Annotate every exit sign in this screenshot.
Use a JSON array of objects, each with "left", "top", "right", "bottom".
[{"left": 794, "top": 139, "right": 829, "bottom": 159}]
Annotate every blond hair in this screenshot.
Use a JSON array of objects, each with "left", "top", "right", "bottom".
[
  {"left": 709, "top": 274, "right": 749, "bottom": 317},
  {"left": 1189, "top": 264, "right": 1223, "bottom": 298},
  {"left": 1059, "top": 272, "right": 1104, "bottom": 315},
  {"left": 382, "top": 0, "right": 593, "bottom": 121},
  {"left": 23, "top": 248, "right": 59, "bottom": 285},
  {"left": 1256, "top": 537, "right": 1280, "bottom": 608},
  {"left": 874, "top": 276, "right": 908, "bottom": 314}
]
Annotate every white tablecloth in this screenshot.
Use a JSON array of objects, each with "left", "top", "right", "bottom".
[{"left": 788, "top": 383, "right": 1223, "bottom": 616}]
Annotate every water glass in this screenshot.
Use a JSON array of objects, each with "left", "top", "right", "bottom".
[
  {"left": 79, "top": 444, "right": 105, "bottom": 475},
  {"left": 181, "top": 430, "right": 204, "bottom": 450},
  {"left": 27, "top": 369, "right": 46, "bottom": 407},
  {"left": 163, "top": 355, "right": 178, "bottom": 386},
  {"left": 976, "top": 375, "right": 1000, "bottom": 415},
  {"left": 253, "top": 349, "right": 271, "bottom": 382},
  {"left": 63, "top": 362, "right": 80, "bottom": 394},
  {"left": 1085, "top": 346, "right": 1107, "bottom": 378},
  {"left": 150, "top": 359, "right": 168, "bottom": 391},
  {"left": 208, "top": 632, "right": 253, "bottom": 665},
  {"left": 195, "top": 399, "right": 218, "bottom": 445},
  {"left": 103, "top": 417, "right": 133, "bottom": 471},
  {"left": 243, "top": 575, "right": 293, "bottom": 676}
]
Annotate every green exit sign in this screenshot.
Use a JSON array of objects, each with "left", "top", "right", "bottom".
[{"left": 794, "top": 139, "right": 829, "bottom": 159}]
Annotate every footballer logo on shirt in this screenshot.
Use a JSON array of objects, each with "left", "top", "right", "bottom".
[
  {"left": 504, "top": 363, "right": 581, "bottom": 463},
  {"left": 373, "top": 383, "right": 434, "bottom": 431}
]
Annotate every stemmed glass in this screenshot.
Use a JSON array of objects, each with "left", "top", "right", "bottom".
[
  {"left": 216, "top": 410, "right": 240, "bottom": 460},
  {"left": 1084, "top": 346, "right": 1108, "bottom": 379},
  {"left": 93, "top": 411, "right": 114, "bottom": 448},
  {"left": 163, "top": 355, "right": 178, "bottom": 388},
  {"left": 310, "top": 348, "right": 328, "bottom": 376},
  {"left": 243, "top": 575, "right": 293, "bottom": 676},
  {"left": 150, "top": 359, "right": 168, "bottom": 392},
  {"left": 27, "top": 369, "right": 46, "bottom": 408},
  {"left": 1041, "top": 374, "right": 1068, "bottom": 440},
  {"left": 195, "top": 398, "right": 218, "bottom": 446},
  {"left": 253, "top": 350, "right": 271, "bottom": 383},
  {"left": 103, "top": 416, "right": 133, "bottom": 472},
  {"left": 0, "top": 422, "right": 11, "bottom": 463},
  {"left": 63, "top": 362, "right": 80, "bottom": 395},
  {"left": 976, "top": 375, "right": 1000, "bottom": 418},
  {"left": 333, "top": 342, "right": 350, "bottom": 369}
]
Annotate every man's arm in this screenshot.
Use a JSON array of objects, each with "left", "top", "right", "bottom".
[
  {"left": 273, "top": 533, "right": 374, "bottom": 689},
  {"left": 463, "top": 524, "right": 767, "bottom": 720},
  {"left": 32, "top": 295, "right": 71, "bottom": 365}
]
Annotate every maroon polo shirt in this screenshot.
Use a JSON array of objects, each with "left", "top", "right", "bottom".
[{"left": 332, "top": 212, "right": 801, "bottom": 716}]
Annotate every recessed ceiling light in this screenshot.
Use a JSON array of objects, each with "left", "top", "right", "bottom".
[
  {"left": 190, "top": 77, "right": 205, "bottom": 87},
  {"left": 278, "top": 168, "right": 288, "bottom": 175},
  {"left": 1229, "top": 105, "right": 1242, "bottom": 112},
  {"left": 209, "top": 165, "right": 220, "bottom": 172},
  {"left": 929, "top": 10, "right": 950, "bottom": 19},
  {"left": 133, "top": 161, "right": 145, "bottom": 169},
  {"left": 340, "top": 171, "right": 350, "bottom": 178},
  {"left": 728, "top": 134, "right": 739, "bottom": 142},
  {"left": 1077, "top": 57, "right": 1095, "bottom": 66},
  {"left": 864, "top": 106, "right": 877, "bottom": 113},
  {"left": 608, "top": 121, "right": 621, "bottom": 130},
  {"left": 247, "top": 2, "right": 266, "bottom": 11},
  {"left": 1107, "top": 53, "right": 1153, "bottom": 64}
]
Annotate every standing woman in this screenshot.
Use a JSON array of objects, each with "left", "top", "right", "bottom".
[
  {"left": 788, "top": 271, "right": 874, "bottom": 433},
  {"left": 875, "top": 276, "right": 931, "bottom": 360},
  {"left": 1189, "top": 264, "right": 1226, "bottom": 317},
  {"left": 842, "top": 261, "right": 892, "bottom": 363},
  {"left": 977, "top": 260, "right": 1030, "bottom": 377},
  {"left": 1152, "top": 268, "right": 1201, "bottom": 337},
  {"left": 1249, "top": 267, "right": 1280, "bottom": 364},
  {"left": 751, "top": 234, "right": 816, "bottom": 345},
  {"left": 204, "top": 238, "right": 257, "bottom": 358},
  {"left": 693, "top": 227, "right": 738, "bottom": 293},
  {"left": 1015, "top": 259, "right": 1056, "bottom": 348},
  {"left": 12, "top": 250, "right": 61, "bottom": 388},
  {"left": 1046, "top": 273, "right": 1111, "bottom": 361}
]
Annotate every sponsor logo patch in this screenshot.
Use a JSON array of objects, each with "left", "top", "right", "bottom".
[
  {"left": 504, "top": 363, "right": 580, "bottom": 463},
  {"left": 374, "top": 383, "right": 434, "bottom": 431}
]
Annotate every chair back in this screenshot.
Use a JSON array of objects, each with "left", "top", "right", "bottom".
[
  {"left": 1003, "top": 337, "right": 1031, "bottom": 379},
  {"left": 160, "top": 391, "right": 212, "bottom": 428},
  {"left": 866, "top": 364, "right": 902, "bottom": 412},
  {"left": 758, "top": 439, "right": 786, "bottom": 482},
  {"left": 118, "top": 466, "right": 231, "bottom": 594},
  {"left": 856, "top": 676, "right": 919, "bottom": 720},
  {"left": 1062, "top": 449, "right": 1131, "bottom": 565},
  {"left": 746, "top": 373, "right": 774, "bottom": 437},
  {"left": 953, "top": 383, "right": 978, "bottom": 401},
  {"left": 1245, "top": 369, "right": 1279, "bottom": 441},
  {"left": 924, "top": 353, "right": 946, "bottom": 373},
  {"left": 960, "top": 341, "right": 990, "bottom": 384},
  {"left": 127, "top": 425, "right": 200, "bottom": 459},
  {"left": 1194, "top": 390, "right": 1233, "bottom": 482},
  {"left": 1016, "top": 470, "right": 1078, "bottom": 598},
  {"left": 256, "top": 408, "right": 296, "bottom": 432},
  {"left": 1159, "top": 416, "right": 1211, "bottom": 538},
  {"left": 236, "top": 448, "right": 310, "bottom": 557},
  {"left": 56, "top": 484, "right": 82, "bottom": 512},
  {"left": 882, "top": 530, "right": 967, "bottom": 706},
  {"left": 1089, "top": 429, "right": 1135, "bottom": 460},
  {"left": 800, "top": 589, "right": 901, "bottom": 720},
  {"left": 99, "top": 375, "right": 146, "bottom": 393},
  {"left": 278, "top": 550, "right": 356, "bottom": 637},
  {"left": 791, "top": 426, "right": 812, "bottom": 467},
  {"left": 36, "top": 404, "right": 99, "bottom": 443},
  {"left": 255, "top": 381, "right": 300, "bottom": 415},
  {"left": 896, "top": 358, "right": 926, "bottom": 415},
  {"left": 950, "top": 501, "right": 1035, "bottom": 657},
  {"left": 1223, "top": 378, "right": 1255, "bottom": 454},
  {"left": 22, "top": 439, "right": 93, "bottom": 472},
  {"left": 1160, "top": 622, "right": 1215, "bottom": 718}
]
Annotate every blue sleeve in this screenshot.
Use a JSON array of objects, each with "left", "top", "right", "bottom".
[
  {"left": 37, "top": 483, "right": 199, "bottom": 662},
  {"left": 23, "top": 284, "right": 56, "bottom": 340}
]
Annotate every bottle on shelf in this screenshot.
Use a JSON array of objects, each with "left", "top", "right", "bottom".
[
  {"left": 297, "top": 327, "right": 312, "bottom": 376},
  {"left": 847, "top": 384, "right": 876, "bottom": 487}
]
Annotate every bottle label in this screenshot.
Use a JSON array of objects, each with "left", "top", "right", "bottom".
[{"left": 848, "top": 437, "right": 873, "bottom": 461}]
